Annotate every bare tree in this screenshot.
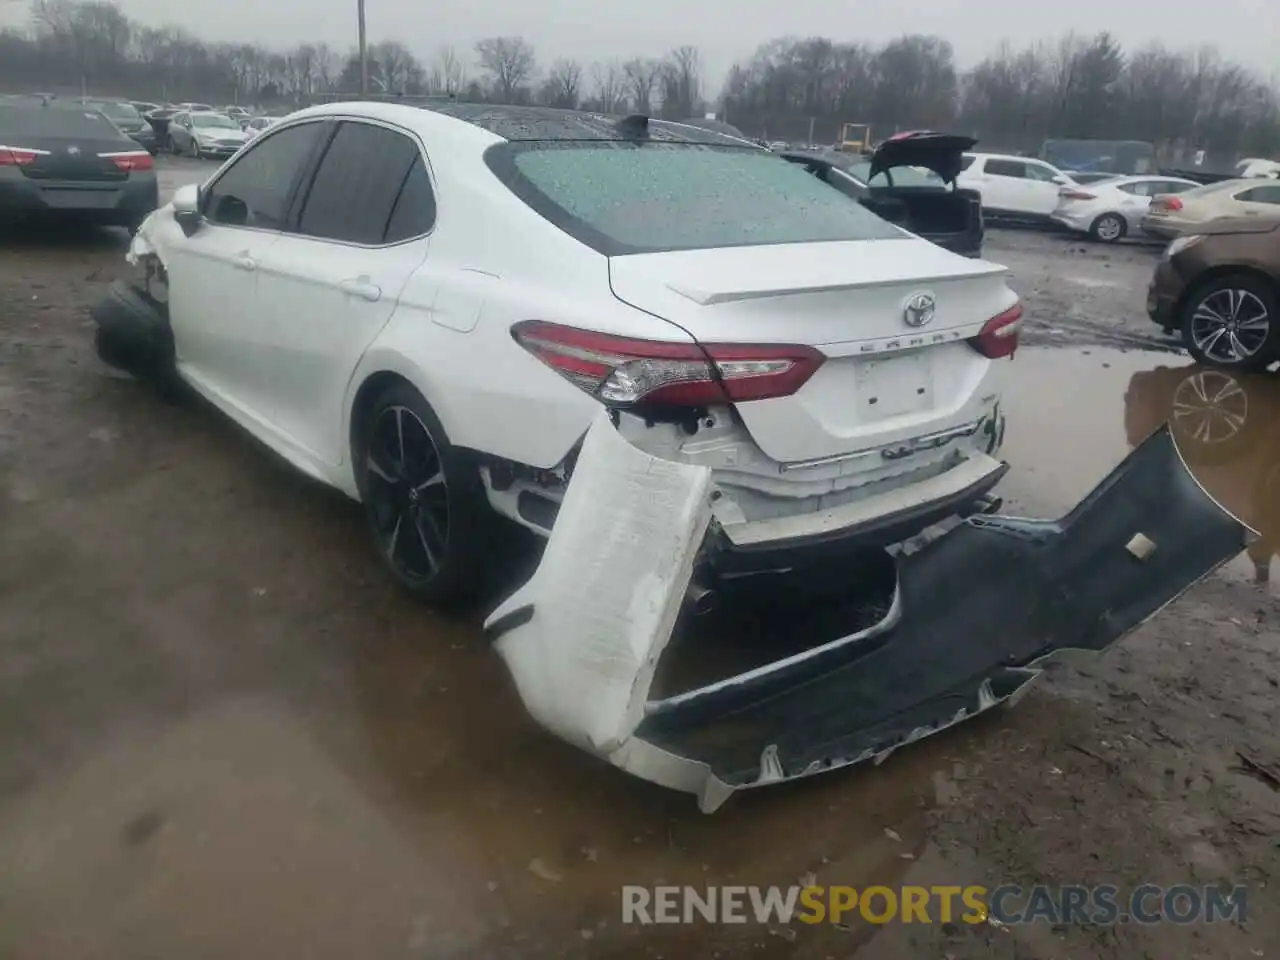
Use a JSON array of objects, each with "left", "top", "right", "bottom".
[
  {"left": 589, "top": 59, "right": 624, "bottom": 112},
  {"left": 430, "top": 43, "right": 466, "bottom": 96},
  {"left": 622, "top": 57, "right": 661, "bottom": 113},
  {"left": 370, "top": 40, "right": 418, "bottom": 93},
  {"left": 659, "top": 45, "right": 701, "bottom": 118},
  {"left": 312, "top": 42, "right": 340, "bottom": 93},
  {"left": 475, "top": 35, "right": 536, "bottom": 103},
  {"left": 541, "top": 58, "right": 581, "bottom": 108}
]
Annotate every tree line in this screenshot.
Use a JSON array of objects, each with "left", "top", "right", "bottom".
[
  {"left": 0, "top": 1, "right": 706, "bottom": 118},
  {"left": 724, "top": 34, "right": 1280, "bottom": 164},
  {"left": 2, "top": 0, "right": 1277, "bottom": 164}
]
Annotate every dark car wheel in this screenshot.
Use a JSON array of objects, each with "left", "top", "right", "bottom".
[
  {"left": 1181, "top": 274, "right": 1278, "bottom": 372},
  {"left": 355, "top": 381, "right": 489, "bottom": 608},
  {"left": 166, "top": 135, "right": 179, "bottom": 155},
  {"left": 1089, "top": 212, "right": 1126, "bottom": 243}
]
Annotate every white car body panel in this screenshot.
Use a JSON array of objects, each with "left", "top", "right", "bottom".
[
  {"left": 487, "top": 409, "right": 713, "bottom": 756},
  {"left": 958, "top": 153, "right": 1073, "bottom": 217},
  {"left": 609, "top": 240, "right": 1014, "bottom": 463}
]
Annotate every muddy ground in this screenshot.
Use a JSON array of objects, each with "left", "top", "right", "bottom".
[{"left": 1, "top": 157, "right": 1278, "bottom": 959}]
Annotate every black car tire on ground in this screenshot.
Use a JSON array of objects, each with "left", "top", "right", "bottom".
[
  {"left": 354, "top": 380, "right": 490, "bottom": 609},
  {"left": 1090, "top": 212, "right": 1127, "bottom": 243},
  {"left": 1180, "top": 273, "right": 1279, "bottom": 372}
]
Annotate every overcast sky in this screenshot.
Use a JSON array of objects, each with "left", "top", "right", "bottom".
[{"left": 8, "top": 0, "right": 1279, "bottom": 91}]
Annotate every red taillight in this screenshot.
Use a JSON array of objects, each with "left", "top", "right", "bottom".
[
  {"left": 1058, "top": 189, "right": 1096, "bottom": 201},
  {"left": 1153, "top": 196, "right": 1183, "bottom": 213},
  {"left": 0, "top": 145, "right": 41, "bottom": 166},
  {"left": 101, "top": 151, "right": 154, "bottom": 172},
  {"left": 511, "top": 320, "right": 825, "bottom": 407},
  {"left": 969, "top": 304, "right": 1023, "bottom": 360}
]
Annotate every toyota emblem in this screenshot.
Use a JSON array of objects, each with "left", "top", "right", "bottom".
[
  {"left": 66, "top": 145, "right": 80, "bottom": 155},
  {"left": 903, "top": 292, "right": 936, "bottom": 327}
]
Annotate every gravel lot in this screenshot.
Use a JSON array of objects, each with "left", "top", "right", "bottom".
[{"left": 1, "top": 156, "right": 1278, "bottom": 959}]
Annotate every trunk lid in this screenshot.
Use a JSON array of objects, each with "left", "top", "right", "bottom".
[
  {"left": 19, "top": 135, "right": 132, "bottom": 181},
  {"left": 608, "top": 237, "right": 1015, "bottom": 463},
  {"left": 867, "top": 131, "right": 979, "bottom": 185}
]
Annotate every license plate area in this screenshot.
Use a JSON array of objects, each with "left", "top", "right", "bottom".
[
  {"left": 41, "top": 188, "right": 119, "bottom": 208},
  {"left": 854, "top": 352, "right": 934, "bottom": 421}
]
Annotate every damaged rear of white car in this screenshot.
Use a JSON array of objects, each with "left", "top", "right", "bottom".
[
  {"left": 475, "top": 125, "right": 1251, "bottom": 812},
  {"left": 487, "top": 410, "right": 1251, "bottom": 812}
]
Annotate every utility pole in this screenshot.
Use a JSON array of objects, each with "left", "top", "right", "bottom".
[{"left": 357, "top": 0, "right": 368, "bottom": 96}]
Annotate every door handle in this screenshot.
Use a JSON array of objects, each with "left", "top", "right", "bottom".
[
  {"left": 340, "top": 277, "right": 382, "bottom": 302},
  {"left": 231, "top": 252, "right": 256, "bottom": 271}
]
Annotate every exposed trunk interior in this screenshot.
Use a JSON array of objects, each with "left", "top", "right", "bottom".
[
  {"left": 647, "top": 548, "right": 899, "bottom": 701},
  {"left": 859, "top": 188, "right": 974, "bottom": 238}
]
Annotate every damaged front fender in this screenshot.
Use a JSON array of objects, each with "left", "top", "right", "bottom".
[{"left": 484, "top": 411, "right": 1252, "bottom": 812}]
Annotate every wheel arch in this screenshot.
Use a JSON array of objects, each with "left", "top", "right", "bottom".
[{"left": 348, "top": 370, "right": 416, "bottom": 470}]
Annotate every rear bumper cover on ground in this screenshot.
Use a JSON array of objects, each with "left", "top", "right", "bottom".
[{"left": 484, "top": 410, "right": 1251, "bottom": 812}]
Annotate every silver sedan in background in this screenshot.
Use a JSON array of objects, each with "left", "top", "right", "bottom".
[{"left": 1051, "top": 174, "right": 1200, "bottom": 242}]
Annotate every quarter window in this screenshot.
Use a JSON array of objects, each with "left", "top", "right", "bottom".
[
  {"left": 985, "top": 159, "right": 1027, "bottom": 178},
  {"left": 1237, "top": 185, "right": 1280, "bottom": 205}
]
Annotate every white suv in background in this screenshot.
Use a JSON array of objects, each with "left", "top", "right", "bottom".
[{"left": 957, "top": 152, "right": 1076, "bottom": 220}]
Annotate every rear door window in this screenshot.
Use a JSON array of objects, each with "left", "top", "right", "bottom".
[
  {"left": 1024, "top": 163, "right": 1059, "bottom": 182},
  {"left": 487, "top": 141, "right": 904, "bottom": 256},
  {"left": 296, "top": 121, "right": 425, "bottom": 245}
]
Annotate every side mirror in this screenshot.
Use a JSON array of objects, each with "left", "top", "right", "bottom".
[
  {"left": 1051, "top": 175, "right": 1069, "bottom": 185},
  {"left": 172, "top": 183, "right": 202, "bottom": 237}
]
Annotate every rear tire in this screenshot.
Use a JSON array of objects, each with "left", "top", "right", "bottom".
[
  {"left": 1089, "top": 213, "right": 1126, "bottom": 243},
  {"left": 354, "top": 381, "right": 490, "bottom": 608}
]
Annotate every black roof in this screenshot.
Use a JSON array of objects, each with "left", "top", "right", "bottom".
[{"left": 419, "top": 102, "right": 758, "bottom": 146}]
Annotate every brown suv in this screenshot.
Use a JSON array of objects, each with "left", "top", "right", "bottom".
[{"left": 1147, "top": 218, "right": 1280, "bottom": 371}]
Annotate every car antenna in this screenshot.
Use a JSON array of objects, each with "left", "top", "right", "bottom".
[{"left": 615, "top": 114, "right": 649, "bottom": 140}]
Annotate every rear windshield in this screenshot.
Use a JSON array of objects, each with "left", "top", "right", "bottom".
[
  {"left": 486, "top": 141, "right": 905, "bottom": 255},
  {"left": 0, "top": 105, "right": 125, "bottom": 139},
  {"left": 84, "top": 101, "right": 140, "bottom": 122}
]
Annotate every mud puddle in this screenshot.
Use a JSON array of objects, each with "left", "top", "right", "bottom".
[
  {"left": 2, "top": 333, "right": 1276, "bottom": 959},
  {"left": 999, "top": 345, "right": 1279, "bottom": 596}
]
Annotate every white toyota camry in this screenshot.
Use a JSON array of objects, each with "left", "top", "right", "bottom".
[{"left": 93, "top": 102, "right": 1248, "bottom": 810}]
